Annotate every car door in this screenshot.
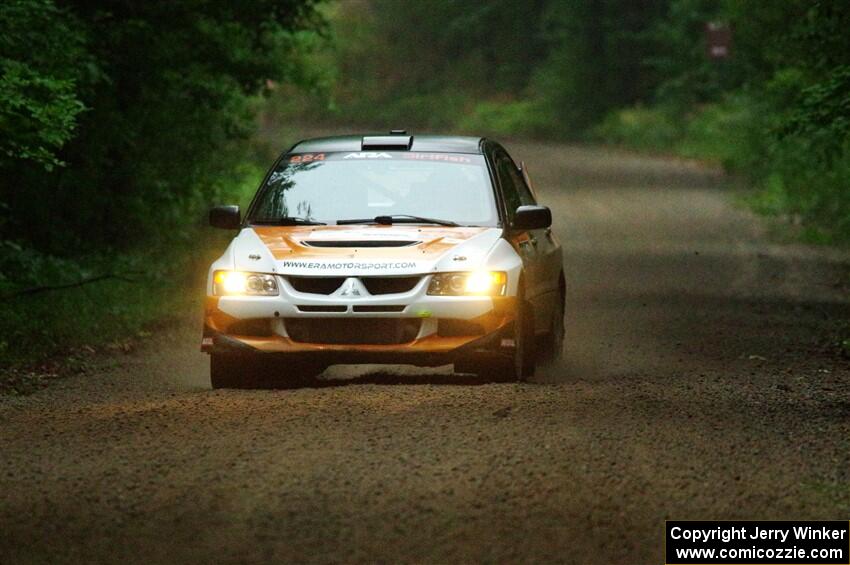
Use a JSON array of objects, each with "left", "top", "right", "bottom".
[
  {"left": 493, "top": 149, "right": 545, "bottom": 329},
  {"left": 495, "top": 147, "right": 562, "bottom": 333}
]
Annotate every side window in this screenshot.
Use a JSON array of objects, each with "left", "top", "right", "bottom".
[
  {"left": 505, "top": 156, "right": 536, "bottom": 206},
  {"left": 495, "top": 153, "right": 522, "bottom": 223},
  {"left": 495, "top": 149, "right": 536, "bottom": 224}
]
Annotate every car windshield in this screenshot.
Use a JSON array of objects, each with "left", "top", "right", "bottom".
[{"left": 248, "top": 152, "right": 498, "bottom": 226}]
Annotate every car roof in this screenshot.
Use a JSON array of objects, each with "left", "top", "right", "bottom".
[{"left": 289, "top": 134, "right": 485, "bottom": 155}]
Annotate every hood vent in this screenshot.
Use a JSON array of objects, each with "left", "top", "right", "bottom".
[{"left": 301, "top": 240, "right": 420, "bottom": 248}]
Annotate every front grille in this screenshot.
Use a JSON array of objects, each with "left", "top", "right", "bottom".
[
  {"left": 287, "top": 276, "right": 345, "bottom": 295},
  {"left": 286, "top": 318, "right": 420, "bottom": 345},
  {"left": 361, "top": 276, "right": 421, "bottom": 295},
  {"left": 286, "top": 276, "right": 421, "bottom": 296},
  {"left": 302, "top": 240, "right": 420, "bottom": 248}
]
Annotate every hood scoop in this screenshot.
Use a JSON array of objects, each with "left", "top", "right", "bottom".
[{"left": 301, "top": 240, "right": 420, "bottom": 248}]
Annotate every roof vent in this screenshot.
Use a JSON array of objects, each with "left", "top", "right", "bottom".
[{"left": 362, "top": 134, "right": 412, "bottom": 150}]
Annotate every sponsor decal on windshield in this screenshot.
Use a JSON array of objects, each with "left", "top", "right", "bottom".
[
  {"left": 289, "top": 153, "right": 325, "bottom": 163},
  {"left": 343, "top": 152, "right": 392, "bottom": 159},
  {"left": 285, "top": 152, "right": 480, "bottom": 164},
  {"left": 402, "top": 153, "right": 472, "bottom": 163}
]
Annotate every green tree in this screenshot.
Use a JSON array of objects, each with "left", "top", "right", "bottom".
[
  {"left": 0, "top": 0, "right": 326, "bottom": 253},
  {"left": 533, "top": 0, "right": 667, "bottom": 132},
  {"left": 0, "top": 0, "right": 91, "bottom": 169}
]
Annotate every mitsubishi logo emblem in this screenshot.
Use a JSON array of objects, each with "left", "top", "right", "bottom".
[{"left": 339, "top": 278, "right": 363, "bottom": 297}]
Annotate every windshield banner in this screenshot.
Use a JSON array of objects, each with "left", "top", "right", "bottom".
[{"left": 289, "top": 152, "right": 477, "bottom": 164}]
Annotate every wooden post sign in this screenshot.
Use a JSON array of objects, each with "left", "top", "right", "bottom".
[{"left": 705, "top": 22, "right": 732, "bottom": 60}]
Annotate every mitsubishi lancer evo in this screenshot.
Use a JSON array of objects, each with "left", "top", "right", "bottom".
[{"left": 203, "top": 132, "right": 564, "bottom": 388}]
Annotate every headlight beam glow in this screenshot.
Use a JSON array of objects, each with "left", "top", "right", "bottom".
[
  {"left": 213, "top": 271, "right": 278, "bottom": 296},
  {"left": 427, "top": 271, "right": 507, "bottom": 296}
]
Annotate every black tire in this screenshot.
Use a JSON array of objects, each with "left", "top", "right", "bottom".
[
  {"left": 210, "top": 353, "right": 257, "bottom": 389},
  {"left": 512, "top": 296, "right": 537, "bottom": 380},
  {"left": 210, "top": 353, "right": 325, "bottom": 389},
  {"left": 453, "top": 358, "right": 478, "bottom": 375},
  {"left": 477, "top": 296, "right": 536, "bottom": 382},
  {"left": 539, "top": 290, "right": 565, "bottom": 363},
  {"left": 273, "top": 360, "right": 327, "bottom": 388}
]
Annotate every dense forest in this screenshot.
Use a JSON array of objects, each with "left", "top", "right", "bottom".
[
  {"left": 0, "top": 0, "right": 327, "bottom": 367},
  {"left": 303, "top": 0, "right": 849, "bottom": 244},
  {"left": 1, "top": 0, "right": 848, "bottom": 371}
]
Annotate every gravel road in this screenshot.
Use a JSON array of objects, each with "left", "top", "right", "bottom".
[{"left": 2, "top": 142, "right": 849, "bottom": 564}]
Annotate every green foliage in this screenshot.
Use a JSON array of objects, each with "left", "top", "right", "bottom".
[
  {"left": 0, "top": 245, "right": 188, "bottom": 367},
  {"left": 337, "top": 0, "right": 546, "bottom": 98},
  {"left": 0, "top": 1, "right": 327, "bottom": 369},
  {"left": 270, "top": 0, "right": 849, "bottom": 242},
  {"left": 532, "top": 0, "right": 668, "bottom": 132},
  {"left": 0, "top": 61, "right": 84, "bottom": 169},
  {"left": 0, "top": 0, "right": 326, "bottom": 254},
  {"left": 592, "top": 0, "right": 850, "bottom": 244},
  {"left": 595, "top": 91, "right": 760, "bottom": 165},
  {"left": 593, "top": 106, "right": 681, "bottom": 152},
  {"left": 679, "top": 95, "right": 759, "bottom": 168},
  {"left": 0, "top": 163, "right": 264, "bottom": 369},
  {"left": 457, "top": 100, "right": 550, "bottom": 137},
  {"left": 0, "top": 0, "right": 90, "bottom": 169},
  {"left": 306, "top": 0, "right": 552, "bottom": 131},
  {"left": 750, "top": 141, "right": 850, "bottom": 244}
]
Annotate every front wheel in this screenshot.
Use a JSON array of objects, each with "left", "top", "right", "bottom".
[
  {"left": 210, "top": 353, "right": 257, "bottom": 389},
  {"left": 504, "top": 297, "right": 536, "bottom": 381},
  {"left": 210, "top": 354, "right": 325, "bottom": 389},
  {"left": 466, "top": 298, "right": 535, "bottom": 382},
  {"left": 539, "top": 291, "right": 565, "bottom": 363}
]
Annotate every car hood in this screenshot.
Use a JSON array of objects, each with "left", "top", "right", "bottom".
[{"left": 229, "top": 225, "right": 504, "bottom": 276}]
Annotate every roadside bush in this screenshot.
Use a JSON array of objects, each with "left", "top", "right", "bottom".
[
  {"left": 592, "top": 106, "right": 681, "bottom": 152},
  {"left": 677, "top": 94, "right": 760, "bottom": 169},
  {"left": 0, "top": 161, "right": 265, "bottom": 369},
  {"left": 750, "top": 141, "right": 850, "bottom": 244},
  {"left": 456, "top": 100, "right": 551, "bottom": 138},
  {"left": 594, "top": 89, "right": 761, "bottom": 163},
  {"left": 341, "top": 91, "right": 469, "bottom": 131}
]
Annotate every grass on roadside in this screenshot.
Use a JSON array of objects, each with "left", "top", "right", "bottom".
[
  {"left": 0, "top": 238, "right": 221, "bottom": 394},
  {"left": 592, "top": 98, "right": 850, "bottom": 247},
  {"left": 0, "top": 164, "right": 264, "bottom": 394},
  {"left": 0, "top": 121, "right": 322, "bottom": 395}
]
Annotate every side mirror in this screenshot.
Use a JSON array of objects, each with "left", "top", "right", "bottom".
[
  {"left": 209, "top": 205, "right": 241, "bottom": 229},
  {"left": 512, "top": 205, "right": 551, "bottom": 230}
]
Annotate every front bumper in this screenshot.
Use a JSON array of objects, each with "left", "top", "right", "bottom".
[{"left": 201, "top": 277, "right": 517, "bottom": 365}]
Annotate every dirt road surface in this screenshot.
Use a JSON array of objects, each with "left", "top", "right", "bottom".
[{"left": 2, "top": 142, "right": 849, "bottom": 564}]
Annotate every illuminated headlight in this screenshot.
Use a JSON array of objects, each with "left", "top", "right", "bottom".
[
  {"left": 213, "top": 271, "right": 278, "bottom": 296},
  {"left": 427, "top": 271, "right": 507, "bottom": 296}
]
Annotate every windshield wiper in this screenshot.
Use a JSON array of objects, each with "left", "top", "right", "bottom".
[
  {"left": 337, "top": 214, "right": 459, "bottom": 227},
  {"left": 250, "top": 217, "right": 327, "bottom": 226}
]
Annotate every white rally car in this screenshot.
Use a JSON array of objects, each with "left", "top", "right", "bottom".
[{"left": 203, "top": 132, "right": 564, "bottom": 388}]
